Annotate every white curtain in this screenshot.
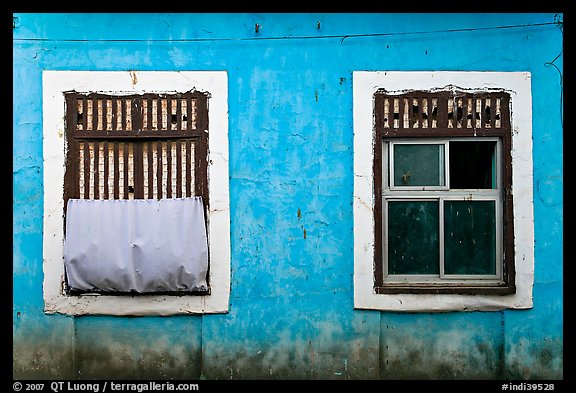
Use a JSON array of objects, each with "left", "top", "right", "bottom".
[{"left": 64, "top": 197, "right": 208, "bottom": 293}]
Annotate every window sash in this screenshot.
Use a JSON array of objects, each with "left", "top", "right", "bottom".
[
  {"left": 382, "top": 137, "right": 503, "bottom": 285},
  {"left": 389, "top": 141, "right": 448, "bottom": 190},
  {"left": 384, "top": 137, "right": 501, "bottom": 192},
  {"left": 382, "top": 196, "right": 503, "bottom": 284}
]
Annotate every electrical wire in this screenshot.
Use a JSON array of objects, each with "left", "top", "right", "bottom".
[
  {"left": 13, "top": 21, "right": 557, "bottom": 43},
  {"left": 544, "top": 18, "right": 563, "bottom": 127}
]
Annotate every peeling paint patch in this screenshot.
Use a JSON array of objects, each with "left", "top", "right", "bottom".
[{"left": 129, "top": 71, "right": 138, "bottom": 86}]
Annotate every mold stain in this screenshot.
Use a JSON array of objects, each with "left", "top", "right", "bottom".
[{"left": 539, "top": 348, "right": 553, "bottom": 366}]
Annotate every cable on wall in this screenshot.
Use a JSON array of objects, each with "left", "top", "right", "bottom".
[
  {"left": 13, "top": 21, "right": 557, "bottom": 43},
  {"left": 544, "top": 14, "right": 563, "bottom": 127}
]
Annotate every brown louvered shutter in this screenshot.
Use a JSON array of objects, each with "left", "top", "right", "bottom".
[{"left": 63, "top": 91, "right": 209, "bottom": 210}]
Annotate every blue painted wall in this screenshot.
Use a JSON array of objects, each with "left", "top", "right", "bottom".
[{"left": 13, "top": 13, "right": 563, "bottom": 379}]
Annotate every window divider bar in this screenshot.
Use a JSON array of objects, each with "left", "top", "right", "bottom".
[
  {"left": 67, "top": 130, "right": 205, "bottom": 139},
  {"left": 111, "top": 99, "right": 117, "bottom": 131},
  {"left": 166, "top": 141, "right": 172, "bottom": 199},
  {"left": 186, "top": 97, "right": 193, "bottom": 131},
  {"left": 186, "top": 139, "right": 192, "bottom": 197},
  {"left": 440, "top": 96, "right": 448, "bottom": 129},
  {"left": 134, "top": 143, "right": 143, "bottom": 199},
  {"left": 382, "top": 197, "right": 388, "bottom": 279},
  {"left": 443, "top": 141, "right": 449, "bottom": 188},
  {"left": 398, "top": 97, "right": 404, "bottom": 129},
  {"left": 156, "top": 141, "right": 163, "bottom": 199},
  {"left": 195, "top": 137, "right": 206, "bottom": 200},
  {"left": 123, "top": 143, "right": 129, "bottom": 199},
  {"left": 439, "top": 197, "right": 445, "bottom": 278},
  {"left": 83, "top": 142, "right": 90, "bottom": 199},
  {"left": 101, "top": 99, "right": 107, "bottom": 131},
  {"left": 157, "top": 97, "right": 163, "bottom": 131},
  {"left": 103, "top": 141, "right": 109, "bottom": 199},
  {"left": 121, "top": 99, "right": 127, "bottom": 131},
  {"left": 472, "top": 97, "right": 478, "bottom": 128},
  {"left": 176, "top": 140, "right": 182, "bottom": 198},
  {"left": 72, "top": 141, "right": 80, "bottom": 201},
  {"left": 166, "top": 99, "right": 172, "bottom": 132},
  {"left": 490, "top": 97, "right": 496, "bottom": 128},
  {"left": 134, "top": 98, "right": 143, "bottom": 132},
  {"left": 147, "top": 97, "right": 153, "bottom": 131},
  {"left": 81, "top": 98, "right": 87, "bottom": 131},
  {"left": 176, "top": 98, "right": 182, "bottom": 131},
  {"left": 92, "top": 97, "right": 98, "bottom": 131},
  {"left": 113, "top": 142, "right": 120, "bottom": 199},
  {"left": 480, "top": 97, "right": 486, "bottom": 128},
  {"left": 64, "top": 95, "right": 77, "bottom": 207},
  {"left": 417, "top": 96, "right": 423, "bottom": 128},
  {"left": 147, "top": 141, "right": 154, "bottom": 199},
  {"left": 387, "top": 97, "right": 394, "bottom": 131}
]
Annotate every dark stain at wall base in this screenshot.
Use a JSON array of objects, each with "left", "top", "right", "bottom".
[
  {"left": 74, "top": 344, "right": 202, "bottom": 380},
  {"left": 13, "top": 338, "right": 563, "bottom": 380}
]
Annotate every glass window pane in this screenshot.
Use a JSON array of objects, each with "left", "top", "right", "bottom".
[
  {"left": 393, "top": 144, "right": 444, "bottom": 186},
  {"left": 443, "top": 200, "right": 496, "bottom": 275},
  {"left": 449, "top": 141, "right": 497, "bottom": 189},
  {"left": 387, "top": 201, "right": 439, "bottom": 275}
]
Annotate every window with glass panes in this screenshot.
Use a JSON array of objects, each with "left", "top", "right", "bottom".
[{"left": 373, "top": 90, "right": 515, "bottom": 294}]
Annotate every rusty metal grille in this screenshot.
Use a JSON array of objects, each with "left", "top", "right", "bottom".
[
  {"left": 376, "top": 90, "right": 510, "bottom": 135},
  {"left": 64, "top": 91, "right": 208, "bottom": 206}
]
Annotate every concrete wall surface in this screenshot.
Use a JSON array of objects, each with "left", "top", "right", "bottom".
[{"left": 13, "top": 13, "right": 563, "bottom": 380}]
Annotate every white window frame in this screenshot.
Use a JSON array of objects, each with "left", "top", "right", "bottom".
[
  {"left": 42, "top": 71, "right": 230, "bottom": 315},
  {"left": 353, "top": 71, "right": 534, "bottom": 312}
]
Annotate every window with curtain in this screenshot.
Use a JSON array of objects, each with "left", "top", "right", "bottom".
[{"left": 62, "top": 91, "right": 210, "bottom": 294}]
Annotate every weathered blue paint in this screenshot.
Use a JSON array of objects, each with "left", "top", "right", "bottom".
[{"left": 13, "top": 13, "right": 563, "bottom": 379}]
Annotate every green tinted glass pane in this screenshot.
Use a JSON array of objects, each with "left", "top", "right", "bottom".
[
  {"left": 393, "top": 144, "right": 444, "bottom": 186},
  {"left": 444, "top": 201, "right": 496, "bottom": 275},
  {"left": 387, "top": 201, "right": 439, "bottom": 275}
]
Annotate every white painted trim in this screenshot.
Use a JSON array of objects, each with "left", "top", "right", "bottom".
[
  {"left": 42, "top": 71, "right": 230, "bottom": 315},
  {"left": 353, "top": 71, "right": 534, "bottom": 312}
]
